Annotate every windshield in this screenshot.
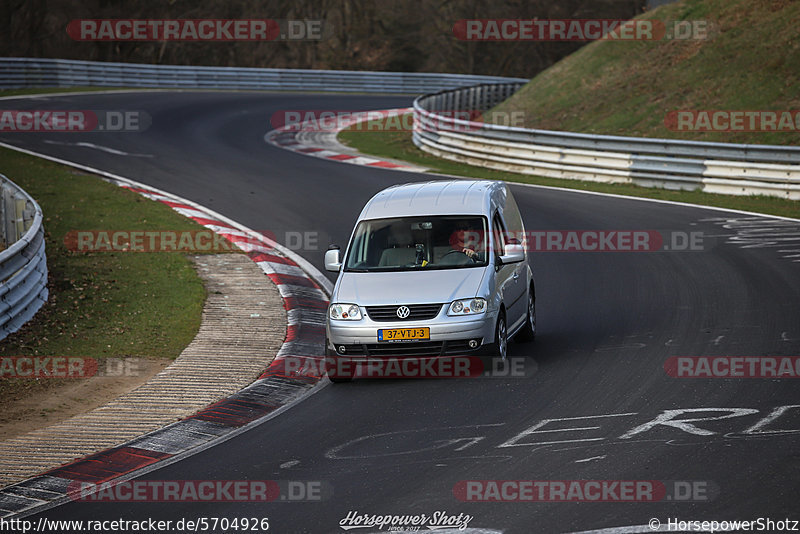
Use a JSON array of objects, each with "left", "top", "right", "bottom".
[{"left": 344, "top": 215, "right": 489, "bottom": 272}]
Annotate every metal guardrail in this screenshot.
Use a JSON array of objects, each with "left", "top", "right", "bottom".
[
  {"left": 0, "top": 57, "right": 526, "bottom": 94},
  {"left": 413, "top": 84, "right": 800, "bottom": 200},
  {"left": 0, "top": 175, "right": 47, "bottom": 341}
]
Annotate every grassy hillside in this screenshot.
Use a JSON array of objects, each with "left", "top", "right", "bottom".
[{"left": 491, "top": 0, "right": 800, "bottom": 145}]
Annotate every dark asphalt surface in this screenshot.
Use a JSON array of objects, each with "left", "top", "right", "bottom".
[{"left": 2, "top": 91, "right": 799, "bottom": 534}]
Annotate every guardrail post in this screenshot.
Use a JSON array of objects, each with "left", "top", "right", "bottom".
[{"left": 2, "top": 184, "right": 18, "bottom": 246}]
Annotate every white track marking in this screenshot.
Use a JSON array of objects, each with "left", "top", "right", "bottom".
[
  {"left": 620, "top": 408, "right": 760, "bottom": 439},
  {"left": 499, "top": 413, "right": 638, "bottom": 448},
  {"left": 574, "top": 455, "right": 606, "bottom": 463},
  {"left": 699, "top": 216, "right": 800, "bottom": 261},
  {"left": 43, "top": 139, "right": 153, "bottom": 157}
]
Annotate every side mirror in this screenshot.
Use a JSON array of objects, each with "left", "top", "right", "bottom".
[
  {"left": 498, "top": 243, "right": 524, "bottom": 264},
  {"left": 324, "top": 246, "right": 342, "bottom": 272}
]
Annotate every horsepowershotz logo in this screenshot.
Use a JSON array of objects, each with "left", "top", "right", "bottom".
[
  {"left": 396, "top": 306, "right": 411, "bottom": 319},
  {"left": 338, "top": 510, "right": 473, "bottom": 531}
]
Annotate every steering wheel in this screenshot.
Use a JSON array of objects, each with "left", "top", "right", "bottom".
[{"left": 443, "top": 249, "right": 477, "bottom": 263}]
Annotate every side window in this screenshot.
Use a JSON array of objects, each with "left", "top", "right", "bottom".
[
  {"left": 492, "top": 213, "right": 506, "bottom": 257},
  {"left": 502, "top": 192, "right": 523, "bottom": 246},
  {"left": 504, "top": 191, "right": 523, "bottom": 235}
]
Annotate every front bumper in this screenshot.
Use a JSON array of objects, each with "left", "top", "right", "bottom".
[{"left": 326, "top": 312, "right": 497, "bottom": 359}]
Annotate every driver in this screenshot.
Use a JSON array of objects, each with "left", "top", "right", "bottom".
[{"left": 449, "top": 222, "right": 482, "bottom": 259}]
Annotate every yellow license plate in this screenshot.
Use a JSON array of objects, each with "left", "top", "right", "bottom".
[{"left": 378, "top": 327, "right": 430, "bottom": 342}]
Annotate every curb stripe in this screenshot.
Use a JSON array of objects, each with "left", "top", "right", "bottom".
[
  {"left": 249, "top": 252, "right": 297, "bottom": 266},
  {"left": 282, "top": 296, "right": 329, "bottom": 310},
  {"left": 186, "top": 217, "right": 236, "bottom": 229},
  {"left": 266, "top": 272, "right": 321, "bottom": 289},
  {"left": 44, "top": 447, "right": 171, "bottom": 484},
  {"left": 368, "top": 161, "right": 403, "bottom": 168},
  {"left": 285, "top": 324, "right": 326, "bottom": 342},
  {"left": 189, "top": 399, "right": 278, "bottom": 427},
  {"left": 264, "top": 108, "right": 421, "bottom": 172}
]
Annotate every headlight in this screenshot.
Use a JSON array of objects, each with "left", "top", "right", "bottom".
[
  {"left": 448, "top": 298, "right": 486, "bottom": 316},
  {"left": 329, "top": 303, "right": 363, "bottom": 321}
]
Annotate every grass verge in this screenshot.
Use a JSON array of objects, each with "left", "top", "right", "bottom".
[
  {"left": 339, "top": 116, "right": 800, "bottom": 219},
  {"left": 0, "top": 146, "right": 213, "bottom": 400},
  {"left": 490, "top": 0, "right": 800, "bottom": 145}
]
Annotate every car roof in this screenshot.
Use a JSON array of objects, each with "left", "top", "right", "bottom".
[{"left": 358, "top": 180, "right": 503, "bottom": 220}]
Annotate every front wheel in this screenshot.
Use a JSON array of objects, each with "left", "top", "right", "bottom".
[
  {"left": 325, "top": 343, "right": 353, "bottom": 383},
  {"left": 491, "top": 311, "right": 508, "bottom": 361},
  {"left": 516, "top": 287, "right": 536, "bottom": 342},
  {"left": 327, "top": 356, "right": 353, "bottom": 383}
]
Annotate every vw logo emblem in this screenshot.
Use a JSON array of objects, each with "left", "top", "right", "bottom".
[{"left": 396, "top": 306, "right": 411, "bottom": 319}]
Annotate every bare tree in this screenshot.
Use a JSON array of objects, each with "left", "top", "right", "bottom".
[{"left": 0, "top": 0, "right": 645, "bottom": 78}]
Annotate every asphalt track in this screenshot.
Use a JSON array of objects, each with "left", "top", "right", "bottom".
[{"left": 1, "top": 91, "right": 799, "bottom": 533}]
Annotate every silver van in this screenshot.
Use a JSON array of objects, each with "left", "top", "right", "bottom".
[{"left": 324, "top": 180, "right": 535, "bottom": 382}]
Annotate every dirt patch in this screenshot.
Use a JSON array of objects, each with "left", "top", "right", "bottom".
[{"left": 0, "top": 358, "right": 171, "bottom": 441}]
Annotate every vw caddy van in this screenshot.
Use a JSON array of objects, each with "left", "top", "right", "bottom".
[{"left": 324, "top": 180, "right": 535, "bottom": 382}]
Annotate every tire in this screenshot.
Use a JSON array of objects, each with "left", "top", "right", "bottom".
[
  {"left": 329, "top": 375, "right": 352, "bottom": 384},
  {"left": 492, "top": 311, "right": 508, "bottom": 362},
  {"left": 325, "top": 343, "right": 353, "bottom": 383},
  {"left": 327, "top": 358, "right": 353, "bottom": 383},
  {"left": 516, "top": 285, "right": 536, "bottom": 342}
]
